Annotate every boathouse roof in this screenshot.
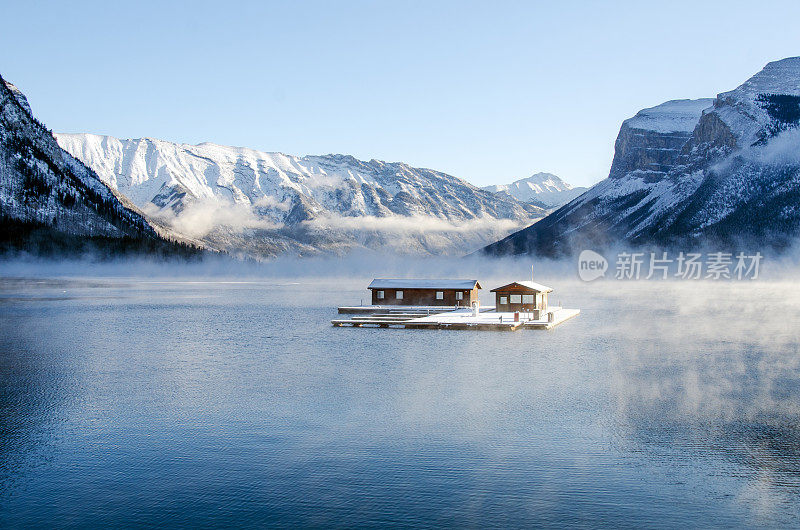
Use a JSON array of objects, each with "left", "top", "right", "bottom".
[
  {"left": 368, "top": 279, "right": 482, "bottom": 290},
  {"left": 490, "top": 281, "right": 553, "bottom": 293}
]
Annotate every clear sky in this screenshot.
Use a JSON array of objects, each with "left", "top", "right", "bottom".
[{"left": 2, "top": 0, "right": 800, "bottom": 188}]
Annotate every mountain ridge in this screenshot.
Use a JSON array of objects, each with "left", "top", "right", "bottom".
[
  {"left": 480, "top": 57, "right": 800, "bottom": 257},
  {"left": 57, "top": 133, "right": 546, "bottom": 257}
]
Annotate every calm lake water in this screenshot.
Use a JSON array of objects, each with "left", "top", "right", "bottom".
[{"left": 1, "top": 275, "right": 799, "bottom": 527}]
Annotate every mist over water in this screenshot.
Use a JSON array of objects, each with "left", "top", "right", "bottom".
[{"left": 1, "top": 259, "right": 800, "bottom": 526}]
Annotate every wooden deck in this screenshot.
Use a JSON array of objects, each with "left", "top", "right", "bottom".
[
  {"left": 331, "top": 317, "right": 524, "bottom": 331},
  {"left": 337, "top": 305, "right": 493, "bottom": 315},
  {"left": 331, "top": 308, "right": 579, "bottom": 331},
  {"left": 524, "top": 308, "right": 581, "bottom": 330}
]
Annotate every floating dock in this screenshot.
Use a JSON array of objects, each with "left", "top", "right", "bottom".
[
  {"left": 337, "top": 305, "right": 495, "bottom": 314},
  {"left": 332, "top": 307, "right": 579, "bottom": 331}
]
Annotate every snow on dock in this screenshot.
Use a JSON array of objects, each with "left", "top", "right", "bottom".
[
  {"left": 331, "top": 307, "right": 579, "bottom": 331},
  {"left": 337, "top": 305, "right": 494, "bottom": 314}
]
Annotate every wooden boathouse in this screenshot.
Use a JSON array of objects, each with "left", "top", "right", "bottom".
[
  {"left": 334, "top": 278, "right": 579, "bottom": 331},
  {"left": 367, "top": 279, "right": 481, "bottom": 307},
  {"left": 490, "top": 281, "right": 553, "bottom": 315}
]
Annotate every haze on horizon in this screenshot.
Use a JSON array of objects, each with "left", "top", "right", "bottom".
[{"left": 2, "top": 0, "right": 800, "bottom": 188}]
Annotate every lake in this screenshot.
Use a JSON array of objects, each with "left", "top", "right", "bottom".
[{"left": 1, "top": 274, "right": 799, "bottom": 527}]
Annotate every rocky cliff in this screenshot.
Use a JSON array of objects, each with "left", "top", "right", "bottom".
[{"left": 608, "top": 99, "right": 715, "bottom": 180}]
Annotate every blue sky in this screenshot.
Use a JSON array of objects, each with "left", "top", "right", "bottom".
[{"left": 2, "top": 0, "right": 800, "bottom": 187}]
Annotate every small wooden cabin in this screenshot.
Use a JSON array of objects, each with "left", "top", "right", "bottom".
[
  {"left": 367, "top": 279, "right": 481, "bottom": 306},
  {"left": 491, "top": 281, "right": 553, "bottom": 313}
]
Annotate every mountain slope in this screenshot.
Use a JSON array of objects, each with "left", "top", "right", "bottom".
[
  {"left": 481, "top": 57, "right": 800, "bottom": 256},
  {"left": 56, "top": 134, "right": 545, "bottom": 257},
  {"left": 0, "top": 76, "right": 200, "bottom": 256},
  {"left": 482, "top": 172, "right": 587, "bottom": 207}
]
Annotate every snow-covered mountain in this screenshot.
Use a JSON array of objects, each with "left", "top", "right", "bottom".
[
  {"left": 482, "top": 173, "right": 587, "bottom": 208},
  {"left": 0, "top": 76, "right": 192, "bottom": 254},
  {"left": 481, "top": 57, "right": 800, "bottom": 256},
  {"left": 56, "top": 134, "right": 545, "bottom": 257}
]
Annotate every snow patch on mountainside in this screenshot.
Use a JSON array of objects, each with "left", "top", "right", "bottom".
[{"left": 625, "top": 99, "right": 714, "bottom": 133}]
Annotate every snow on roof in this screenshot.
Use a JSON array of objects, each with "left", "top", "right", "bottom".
[
  {"left": 490, "top": 281, "right": 553, "bottom": 293},
  {"left": 368, "top": 279, "right": 481, "bottom": 290}
]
